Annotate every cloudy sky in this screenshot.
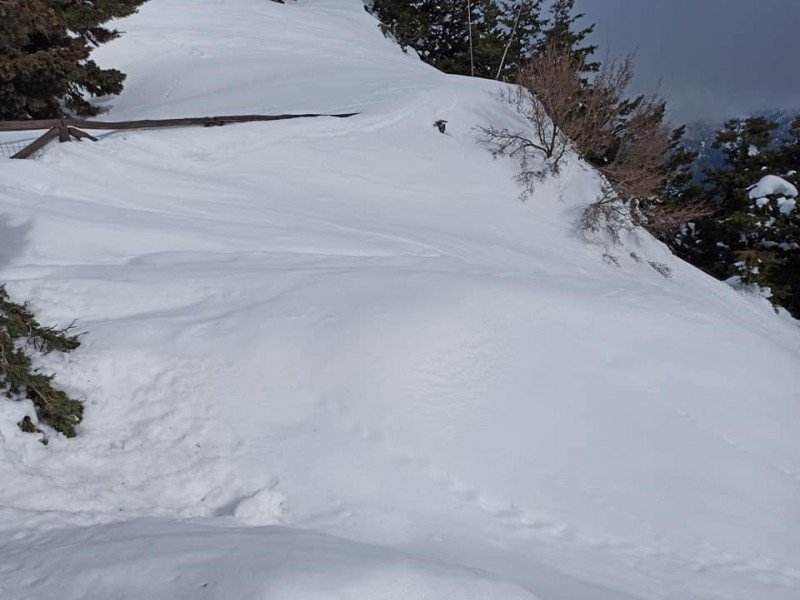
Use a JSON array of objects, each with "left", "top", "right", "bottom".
[{"left": 574, "top": 0, "right": 800, "bottom": 125}]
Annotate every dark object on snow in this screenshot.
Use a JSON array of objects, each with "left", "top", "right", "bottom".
[{"left": 434, "top": 120, "right": 448, "bottom": 134}]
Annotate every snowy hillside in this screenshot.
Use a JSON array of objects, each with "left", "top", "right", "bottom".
[{"left": 1, "top": 1, "right": 800, "bottom": 599}]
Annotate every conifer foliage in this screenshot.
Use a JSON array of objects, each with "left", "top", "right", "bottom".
[
  {"left": 0, "top": 0, "right": 149, "bottom": 120},
  {"left": 367, "top": 0, "right": 544, "bottom": 80},
  {"left": 537, "top": 0, "right": 596, "bottom": 70},
  {"left": 672, "top": 116, "right": 800, "bottom": 316},
  {"left": 0, "top": 285, "right": 83, "bottom": 439}
]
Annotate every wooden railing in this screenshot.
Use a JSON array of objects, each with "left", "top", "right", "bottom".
[{"left": 0, "top": 113, "right": 358, "bottom": 159}]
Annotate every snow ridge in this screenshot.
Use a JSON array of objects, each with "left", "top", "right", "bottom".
[{"left": 1, "top": 1, "right": 799, "bottom": 599}]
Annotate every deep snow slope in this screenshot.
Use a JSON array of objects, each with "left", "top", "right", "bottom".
[{"left": 1, "top": 1, "right": 799, "bottom": 599}]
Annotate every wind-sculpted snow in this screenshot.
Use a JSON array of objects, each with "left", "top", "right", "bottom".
[
  {"left": 1, "top": 1, "right": 799, "bottom": 599},
  {"left": 0, "top": 520, "right": 539, "bottom": 600}
]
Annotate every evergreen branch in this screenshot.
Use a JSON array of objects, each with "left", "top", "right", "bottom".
[{"left": 0, "top": 284, "right": 83, "bottom": 439}]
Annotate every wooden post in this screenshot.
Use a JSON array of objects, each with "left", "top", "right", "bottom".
[{"left": 57, "top": 119, "right": 70, "bottom": 143}]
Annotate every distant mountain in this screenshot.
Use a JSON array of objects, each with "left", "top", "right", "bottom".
[{"left": 682, "top": 108, "right": 799, "bottom": 178}]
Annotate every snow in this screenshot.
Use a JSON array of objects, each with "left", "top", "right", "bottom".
[
  {"left": 777, "top": 197, "right": 797, "bottom": 214},
  {"left": 0, "top": 520, "right": 538, "bottom": 600},
  {"left": 1, "top": 1, "right": 800, "bottom": 600},
  {"left": 748, "top": 174, "right": 799, "bottom": 199}
]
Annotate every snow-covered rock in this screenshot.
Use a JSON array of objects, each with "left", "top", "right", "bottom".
[
  {"left": 777, "top": 196, "right": 797, "bottom": 214},
  {"left": 748, "top": 174, "right": 799, "bottom": 199}
]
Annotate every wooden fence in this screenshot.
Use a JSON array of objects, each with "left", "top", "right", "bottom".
[{"left": 0, "top": 113, "right": 358, "bottom": 159}]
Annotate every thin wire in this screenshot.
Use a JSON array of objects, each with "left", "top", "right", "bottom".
[
  {"left": 467, "top": 0, "right": 475, "bottom": 77},
  {"left": 496, "top": 1, "right": 526, "bottom": 80}
]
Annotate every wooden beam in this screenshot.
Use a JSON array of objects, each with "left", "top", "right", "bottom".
[
  {"left": 0, "top": 113, "right": 357, "bottom": 133},
  {"left": 2, "top": 112, "right": 359, "bottom": 158},
  {"left": 65, "top": 113, "right": 359, "bottom": 130},
  {"left": 11, "top": 127, "right": 60, "bottom": 159},
  {"left": 0, "top": 119, "right": 58, "bottom": 132},
  {"left": 67, "top": 127, "right": 99, "bottom": 142}
]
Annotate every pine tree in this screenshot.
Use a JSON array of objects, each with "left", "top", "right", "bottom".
[
  {"left": 538, "top": 0, "right": 598, "bottom": 71},
  {"left": 368, "top": 0, "right": 462, "bottom": 73},
  {"left": 367, "top": 0, "right": 543, "bottom": 79},
  {"left": 709, "top": 117, "right": 777, "bottom": 197},
  {"left": 700, "top": 118, "right": 779, "bottom": 268},
  {"left": 672, "top": 119, "right": 775, "bottom": 268},
  {"left": 0, "top": 0, "right": 148, "bottom": 120},
  {"left": 773, "top": 115, "right": 800, "bottom": 173},
  {"left": 672, "top": 116, "right": 800, "bottom": 316},
  {"left": 494, "top": 0, "right": 545, "bottom": 81},
  {"left": 662, "top": 126, "right": 703, "bottom": 202}
]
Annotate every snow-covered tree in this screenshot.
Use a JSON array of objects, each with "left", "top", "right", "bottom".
[
  {"left": 673, "top": 117, "right": 800, "bottom": 315},
  {"left": 367, "top": 0, "right": 545, "bottom": 80}
]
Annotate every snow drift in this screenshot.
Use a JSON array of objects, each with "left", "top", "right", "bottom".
[
  {"left": 1, "top": 1, "right": 799, "bottom": 599},
  {"left": 1, "top": 520, "right": 538, "bottom": 600}
]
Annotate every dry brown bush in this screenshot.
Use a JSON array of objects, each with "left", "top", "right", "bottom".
[
  {"left": 476, "top": 41, "right": 585, "bottom": 194},
  {"left": 480, "top": 41, "right": 710, "bottom": 239},
  {"left": 636, "top": 200, "right": 716, "bottom": 237},
  {"left": 479, "top": 43, "right": 669, "bottom": 199}
]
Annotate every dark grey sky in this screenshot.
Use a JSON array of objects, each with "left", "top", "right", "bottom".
[{"left": 574, "top": 0, "right": 800, "bottom": 124}]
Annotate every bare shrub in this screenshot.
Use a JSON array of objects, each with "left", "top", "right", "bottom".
[
  {"left": 481, "top": 41, "right": 706, "bottom": 241},
  {"left": 480, "top": 43, "right": 669, "bottom": 201},
  {"left": 601, "top": 98, "right": 671, "bottom": 200},
  {"left": 648, "top": 261, "right": 673, "bottom": 278},
  {"left": 477, "top": 41, "right": 586, "bottom": 196},
  {"left": 571, "top": 68, "right": 716, "bottom": 242},
  {"left": 476, "top": 91, "right": 568, "bottom": 197},
  {"left": 563, "top": 53, "right": 636, "bottom": 164},
  {"left": 636, "top": 200, "right": 716, "bottom": 238},
  {"left": 582, "top": 188, "right": 714, "bottom": 245},
  {"left": 514, "top": 41, "right": 585, "bottom": 163},
  {"left": 579, "top": 187, "right": 633, "bottom": 245}
]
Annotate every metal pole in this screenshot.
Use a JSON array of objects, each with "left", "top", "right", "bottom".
[
  {"left": 496, "top": 1, "right": 526, "bottom": 80},
  {"left": 467, "top": 0, "right": 475, "bottom": 77}
]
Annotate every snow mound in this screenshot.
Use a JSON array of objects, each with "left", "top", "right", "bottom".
[
  {"left": 748, "top": 174, "right": 799, "bottom": 199},
  {"left": 0, "top": 519, "right": 537, "bottom": 600},
  {"left": 0, "top": 1, "right": 799, "bottom": 600},
  {"left": 777, "top": 197, "right": 797, "bottom": 214}
]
